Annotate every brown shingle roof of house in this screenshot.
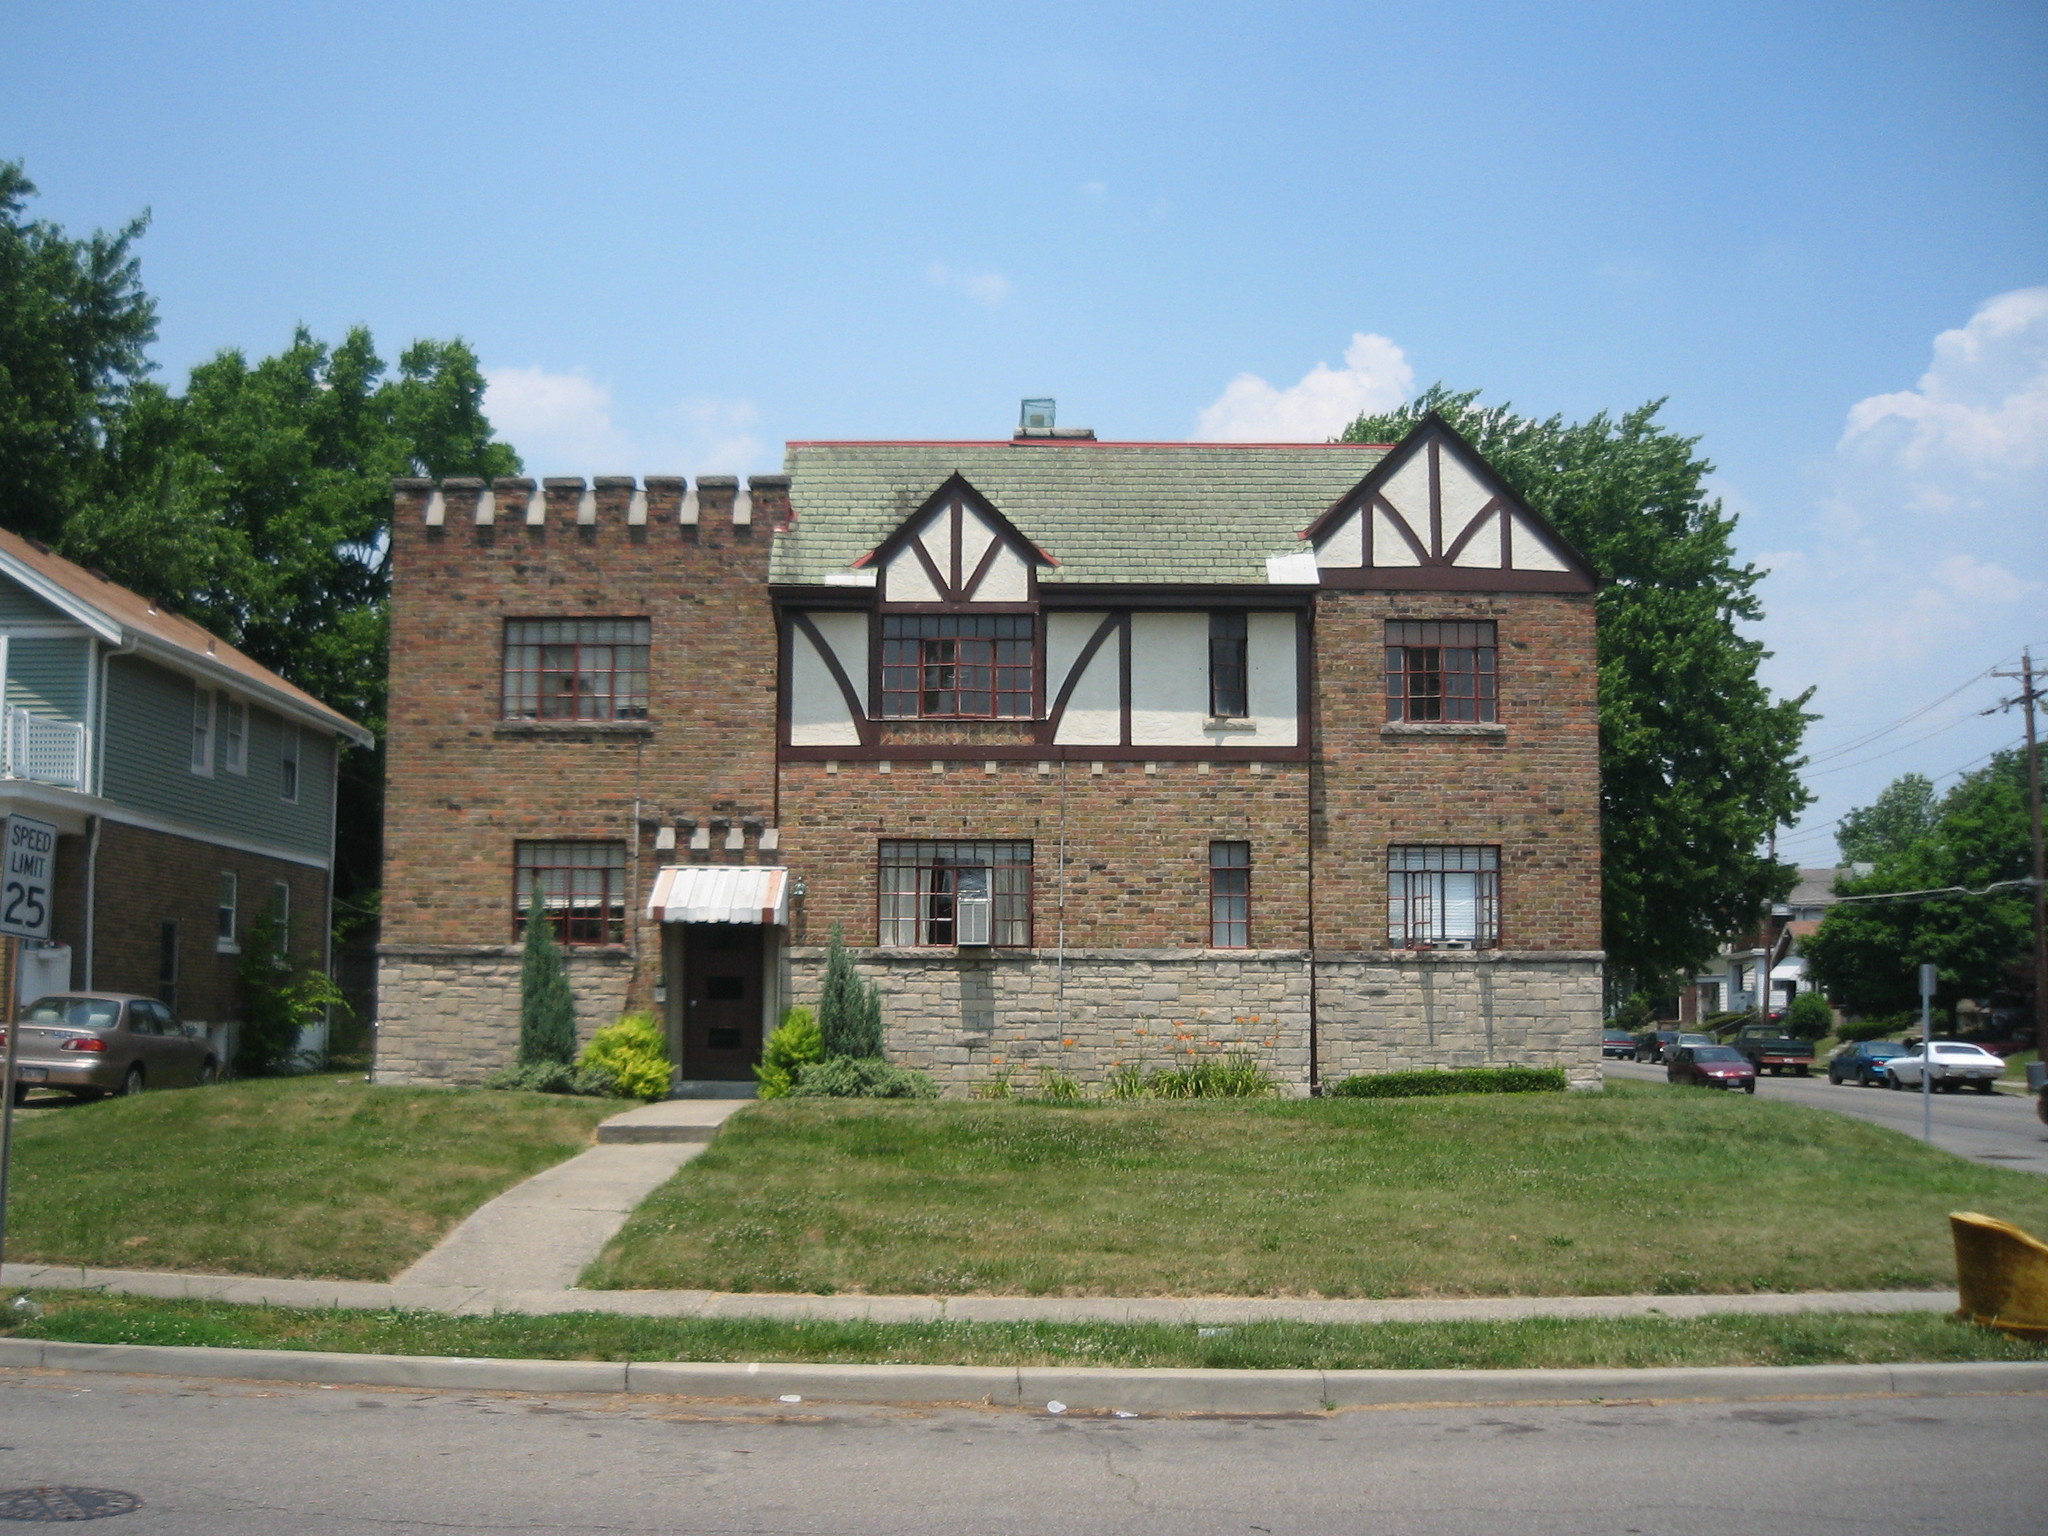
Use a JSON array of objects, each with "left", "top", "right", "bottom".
[{"left": 0, "top": 527, "right": 371, "bottom": 745}]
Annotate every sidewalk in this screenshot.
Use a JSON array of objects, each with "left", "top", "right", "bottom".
[{"left": 0, "top": 1260, "right": 1959, "bottom": 1325}]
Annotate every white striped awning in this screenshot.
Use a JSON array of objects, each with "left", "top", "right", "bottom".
[{"left": 646, "top": 865, "right": 790, "bottom": 925}]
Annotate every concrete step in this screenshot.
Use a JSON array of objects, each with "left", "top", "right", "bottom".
[
  {"left": 595, "top": 1097, "right": 752, "bottom": 1144},
  {"left": 670, "top": 1079, "right": 759, "bottom": 1099}
]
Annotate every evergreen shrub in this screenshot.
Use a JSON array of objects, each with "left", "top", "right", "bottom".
[
  {"left": 1783, "top": 990, "right": 1835, "bottom": 1041},
  {"left": 518, "top": 887, "right": 577, "bottom": 1066},
  {"left": 791, "top": 1056, "right": 938, "bottom": 1099},
  {"left": 577, "top": 1013, "right": 671, "bottom": 1101},
  {"left": 756, "top": 1007, "right": 826, "bottom": 1099}
]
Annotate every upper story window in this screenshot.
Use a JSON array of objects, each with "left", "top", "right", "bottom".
[
  {"left": 879, "top": 840, "right": 1033, "bottom": 946},
  {"left": 1386, "top": 620, "right": 1497, "bottom": 723},
  {"left": 1209, "top": 613, "right": 1248, "bottom": 719},
  {"left": 190, "top": 686, "right": 215, "bottom": 774},
  {"left": 278, "top": 724, "right": 300, "bottom": 802},
  {"left": 502, "top": 619, "right": 650, "bottom": 721},
  {"left": 221, "top": 697, "right": 248, "bottom": 774},
  {"left": 1388, "top": 845, "right": 1499, "bottom": 949},
  {"left": 879, "top": 615, "right": 1033, "bottom": 719},
  {"left": 514, "top": 840, "right": 628, "bottom": 946}
]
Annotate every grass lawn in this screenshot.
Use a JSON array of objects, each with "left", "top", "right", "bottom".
[
  {"left": 586, "top": 1081, "right": 2048, "bottom": 1298},
  {"left": 6, "top": 1292, "right": 2044, "bottom": 1372},
  {"left": 3, "top": 1076, "right": 617, "bottom": 1280}
]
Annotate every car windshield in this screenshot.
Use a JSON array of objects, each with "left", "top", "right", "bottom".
[
  {"left": 1863, "top": 1043, "right": 1904, "bottom": 1058},
  {"left": 1691, "top": 1047, "right": 1745, "bottom": 1063},
  {"left": 22, "top": 996, "right": 122, "bottom": 1029}
]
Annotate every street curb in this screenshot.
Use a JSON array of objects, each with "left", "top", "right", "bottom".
[{"left": 3, "top": 1337, "right": 2044, "bottom": 1412}]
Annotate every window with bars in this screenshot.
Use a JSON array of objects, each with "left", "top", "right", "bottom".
[
  {"left": 879, "top": 840, "right": 1032, "bottom": 946},
  {"left": 1385, "top": 621, "right": 1498, "bottom": 722},
  {"left": 514, "top": 841, "right": 629, "bottom": 945},
  {"left": 1209, "top": 841, "right": 1250, "bottom": 948},
  {"left": 879, "top": 615, "right": 1034, "bottom": 719},
  {"left": 502, "top": 619, "right": 650, "bottom": 721},
  {"left": 1388, "top": 845, "right": 1500, "bottom": 948},
  {"left": 1209, "top": 613, "right": 1248, "bottom": 718}
]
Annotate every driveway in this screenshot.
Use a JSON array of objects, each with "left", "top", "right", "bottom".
[{"left": 1605, "top": 1058, "right": 2048, "bottom": 1176}]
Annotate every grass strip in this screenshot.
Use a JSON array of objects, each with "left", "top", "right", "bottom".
[
  {"left": 588, "top": 1082, "right": 2048, "bottom": 1297},
  {"left": 7, "top": 1294, "right": 2046, "bottom": 1372},
  {"left": 5, "top": 1077, "right": 618, "bottom": 1280}
]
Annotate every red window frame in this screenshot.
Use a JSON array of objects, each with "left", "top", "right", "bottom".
[
  {"left": 1386, "top": 621, "right": 1498, "bottom": 723},
  {"left": 1387, "top": 845, "right": 1501, "bottom": 949},
  {"left": 879, "top": 615, "right": 1035, "bottom": 719},
  {"left": 514, "top": 841, "right": 628, "bottom": 946},
  {"left": 877, "top": 840, "right": 1033, "bottom": 946},
  {"left": 1209, "top": 841, "right": 1250, "bottom": 948},
  {"left": 502, "top": 619, "right": 650, "bottom": 721}
]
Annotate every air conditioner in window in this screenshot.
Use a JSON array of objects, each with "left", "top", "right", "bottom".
[
  {"left": 1431, "top": 939, "right": 1473, "bottom": 951},
  {"left": 954, "top": 868, "right": 993, "bottom": 948}
]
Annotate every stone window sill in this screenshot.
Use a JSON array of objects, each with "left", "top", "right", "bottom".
[
  {"left": 215, "top": 940, "right": 240, "bottom": 956},
  {"left": 494, "top": 719, "right": 655, "bottom": 739},
  {"left": 1381, "top": 722, "right": 1506, "bottom": 739},
  {"left": 1204, "top": 717, "right": 1259, "bottom": 732}
]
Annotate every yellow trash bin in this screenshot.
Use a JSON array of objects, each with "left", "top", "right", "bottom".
[{"left": 1950, "top": 1211, "right": 2048, "bottom": 1338}]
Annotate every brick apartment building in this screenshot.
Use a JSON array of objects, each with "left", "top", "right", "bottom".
[{"left": 376, "top": 411, "right": 1603, "bottom": 1093}]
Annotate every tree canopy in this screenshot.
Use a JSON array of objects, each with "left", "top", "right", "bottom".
[
  {"left": 1835, "top": 772, "right": 1937, "bottom": 867},
  {"left": 1801, "top": 754, "right": 2035, "bottom": 1017},
  {"left": 1342, "top": 388, "right": 1814, "bottom": 995},
  {"left": 0, "top": 161, "right": 157, "bottom": 543}
]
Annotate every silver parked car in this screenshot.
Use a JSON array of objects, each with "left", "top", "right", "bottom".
[
  {"left": 3, "top": 993, "right": 219, "bottom": 1103},
  {"left": 1883, "top": 1040, "right": 2005, "bottom": 1094}
]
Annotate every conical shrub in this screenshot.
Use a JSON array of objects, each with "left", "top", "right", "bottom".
[{"left": 518, "top": 885, "right": 578, "bottom": 1065}]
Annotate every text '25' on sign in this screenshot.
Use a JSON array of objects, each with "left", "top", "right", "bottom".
[{"left": 1, "top": 814, "right": 58, "bottom": 941}]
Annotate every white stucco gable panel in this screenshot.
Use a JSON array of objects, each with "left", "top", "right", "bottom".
[
  {"left": 974, "top": 541, "right": 1032, "bottom": 600},
  {"left": 1438, "top": 450, "right": 1495, "bottom": 530},
  {"left": 1378, "top": 451, "right": 1432, "bottom": 525},
  {"left": 881, "top": 542, "right": 941, "bottom": 603},
  {"left": 1129, "top": 612, "right": 1208, "bottom": 743},
  {"left": 787, "top": 612, "right": 865, "bottom": 746},
  {"left": 957, "top": 504, "right": 995, "bottom": 580},
  {"left": 1451, "top": 509, "right": 1502, "bottom": 567},
  {"left": 1509, "top": 515, "right": 1570, "bottom": 571},
  {"left": 1313, "top": 509, "right": 1362, "bottom": 568},
  {"left": 1371, "top": 505, "right": 1423, "bottom": 566},
  {"left": 1244, "top": 610, "right": 1299, "bottom": 745}
]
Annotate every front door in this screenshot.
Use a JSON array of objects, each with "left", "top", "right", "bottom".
[{"left": 682, "top": 925, "right": 764, "bottom": 1080}]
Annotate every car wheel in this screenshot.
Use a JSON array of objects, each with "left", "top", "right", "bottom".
[
  {"left": 1975, "top": 1080, "right": 1994, "bottom": 1096},
  {"left": 119, "top": 1065, "right": 144, "bottom": 1097},
  {"left": 9, "top": 1081, "right": 26, "bottom": 1107},
  {"left": 198, "top": 1060, "right": 218, "bottom": 1087},
  {"left": 1744, "top": 1082, "right": 1756, "bottom": 1094},
  {"left": 1829, "top": 1070, "right": 1842, "bottom": 1085},
  {"left": 1794, "top": 1065, "right": 1809, "bottom": 1078},
  {"left": 1887, "top": 1074, "right": 1901, "bottom": 1090}
]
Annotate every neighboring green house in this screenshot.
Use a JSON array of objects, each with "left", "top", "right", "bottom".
[{"left": 0, "top": 528, "right": 371, "bottom": 1061}]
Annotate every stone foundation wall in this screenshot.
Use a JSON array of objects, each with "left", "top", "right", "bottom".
[
  {"left": 789, "top": 946, "right": 1603, "bottom": 1097},
  {"left": 373, "top": 945, "right": 634, "bottom": 1084}
]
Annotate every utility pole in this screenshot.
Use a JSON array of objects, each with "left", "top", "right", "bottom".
[{"left": 1991, "top": 648, "right": 2046, "bottom": 1066}]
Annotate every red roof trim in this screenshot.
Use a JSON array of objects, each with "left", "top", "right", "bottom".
[{"left": 785, "top": 440, "right": 1395, "bottom": 450}]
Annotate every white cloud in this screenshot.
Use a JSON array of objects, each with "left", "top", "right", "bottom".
[
  {"left": 1753, "top": 288, "right": 2048, "bottom": 848},
  {"left": 1193, "top": 332, "right": 1414, "bottom": 442},
  {"left": 483, "top": 366, "right": 766, "bottom": 478},
  {"left": 926, "top": 261, "right": 1012, "bottom": 306}
]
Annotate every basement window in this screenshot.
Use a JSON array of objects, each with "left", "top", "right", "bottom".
[{"left": 1388, "top": 845, "right": 1500, "bottom": 949}]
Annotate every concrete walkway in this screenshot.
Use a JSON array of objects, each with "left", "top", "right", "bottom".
[{"left": 396, "top": 1098, "right": 750, "bottom": 1291}]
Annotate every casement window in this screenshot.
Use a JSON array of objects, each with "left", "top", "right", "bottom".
[
  {"left": 1209, "top": 841, "right": 1251, "bottom": 948},
  {"left": 1388, "top": 846, "right": 1500, "bottom": 949},
  {"left": 514, "top": 841, "right": 628, "bottom": 946},
  {"left": 216, "top": 872, "right": 238, "bottom": 950},
  {"left": 1209, "top": 613, "right": 1249, "bottom": 719},
  {"left": 221, "top": 697, "right": 248, "bottom": 773},
  {"left": 190, "top": 686, "right": 215, "bottom": 774},
  {"left": 878, "top": 615, "right": 1034, "bottom": 719},
  {"left": 879, "top": 840, "right": 1032, "bottom": 946},
  {"left": 1385, "top": 621, "right": 1498, "bottom": 723},
  {"left": 502, "top": 619, "right": 651, "bottom": 721},
  {"left": 157, "top": 920, "right": 179, "bottom": 1013},
  {"left": 278, "top": 724, "right": 300, "bottom": 803}
]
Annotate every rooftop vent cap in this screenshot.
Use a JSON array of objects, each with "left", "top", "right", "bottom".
[{"left": 1020, "top": 398, "right": 1056, "bottom": 432}]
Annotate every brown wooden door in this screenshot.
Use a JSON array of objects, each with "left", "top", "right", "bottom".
[{"left": 682, "top": 925, "right": 764, "bottom": 1080}]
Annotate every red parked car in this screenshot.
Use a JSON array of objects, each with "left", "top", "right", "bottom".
[{"left": 1667, "top": 1044, "right": 1757, "bottom": 1094}]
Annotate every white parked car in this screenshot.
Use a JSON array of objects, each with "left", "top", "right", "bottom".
[{"left": 1884, "top": 1041, "right": 2005, "bottom": 1094}]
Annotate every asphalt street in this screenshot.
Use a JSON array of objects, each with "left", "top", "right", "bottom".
[
  {"left": 2, "top": 1368, "right": 2044, "bottom": 1535},
  {"left": 1604, "top": 1058, "right": 2048, "bottom": 1175}
]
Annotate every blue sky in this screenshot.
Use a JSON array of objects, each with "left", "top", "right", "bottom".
[{"left": 8, "top": 0, "right": 2045, "bottom": 854}]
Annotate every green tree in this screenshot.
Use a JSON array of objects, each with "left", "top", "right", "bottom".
[
  {"left": 818, "top": 924, "right": 884, "bottom": 1059},
  {"left": 0, "top": 161, "right": 157, "bottom": 543},
  {"left": 1341, "top": 389, "right": 1813, "bottom": 995},
  {"left": 234, "top": 908, "right": 349, "bottom": 1077},
  {"left": 1801, "top": 754, "right": 2034, "bottom": 1017},
  {"left": 518, "top": 887, "right": 578, "bottom": 1066},
  {"left": 1836, "top": 772, "right": 1937, "bottom": 866}
]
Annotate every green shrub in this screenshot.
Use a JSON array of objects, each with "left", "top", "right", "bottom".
[
  {"left": 518, "top": 887, "right": 577, "bottom": 1066},
  {"left": 1700, "top": 1010, "right": 1752, "bottom": 1037},
  {"left": 234, "top": 910, "right": 348, "bottom": 1077},
  {"left": 1035, "top": 1070, "right": 1085, "bottom": 1102},
  {"left": 1144, "top": 1052, "right": 1280, "bottom": 1099},
  {"left": 1838, "top": 1012, "right": 1911, "bottom": 1044},
  {"left": 756, "top": 1007, "right": 826, "bottom": 1099},
  {"left": 817, "top": 924, "right": 885, "bottom": 1061},
  {"left": 483, "top": 1060, "right": 620, "bottom": 1097},
  {"left": 1326, "top": 1066, "right": 1567, "bottom": 1098},
  {"left": 1783, "top": 990, "right": 1834, "bottom": 1041},
  {"left": 577, "top": 1013, "right": 672, "bottom": 1101},
  {"left": 791, "top": 1057, "right": 939, "bottom": 1099}
]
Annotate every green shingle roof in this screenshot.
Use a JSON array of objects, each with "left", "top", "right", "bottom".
[{"left": 772, "top": 440, "right": 1390, "bottom": 586}]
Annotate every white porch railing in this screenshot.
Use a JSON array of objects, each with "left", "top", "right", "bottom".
[{"left": 2, "top": 706, "right": 88, "bottom": 790}]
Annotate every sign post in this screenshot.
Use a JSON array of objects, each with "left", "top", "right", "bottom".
[
  {"left": 0, "top": 812, "right": 58, "bottom": 1293},
  {"left": 1919, "top": 962, "right": 1938, "bottom": 1144}
]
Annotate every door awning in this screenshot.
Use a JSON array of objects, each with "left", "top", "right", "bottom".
[{"left": 646, "top": 865, "right": 790, "bottom": 925}]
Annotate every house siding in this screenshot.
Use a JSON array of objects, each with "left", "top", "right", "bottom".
[
  {"left": 4, "top": 636, "right": 90, "bottom": 719},
  {"left": 0, "top": 581, "right": 71, "bottom": 626},
  {"left": 100, "top": 653, "right": 335, "bottom": 861}
]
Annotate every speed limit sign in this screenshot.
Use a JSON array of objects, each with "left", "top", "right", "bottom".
[{"left": 0, "top": 815, "right": 57, "bottom": 941}]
